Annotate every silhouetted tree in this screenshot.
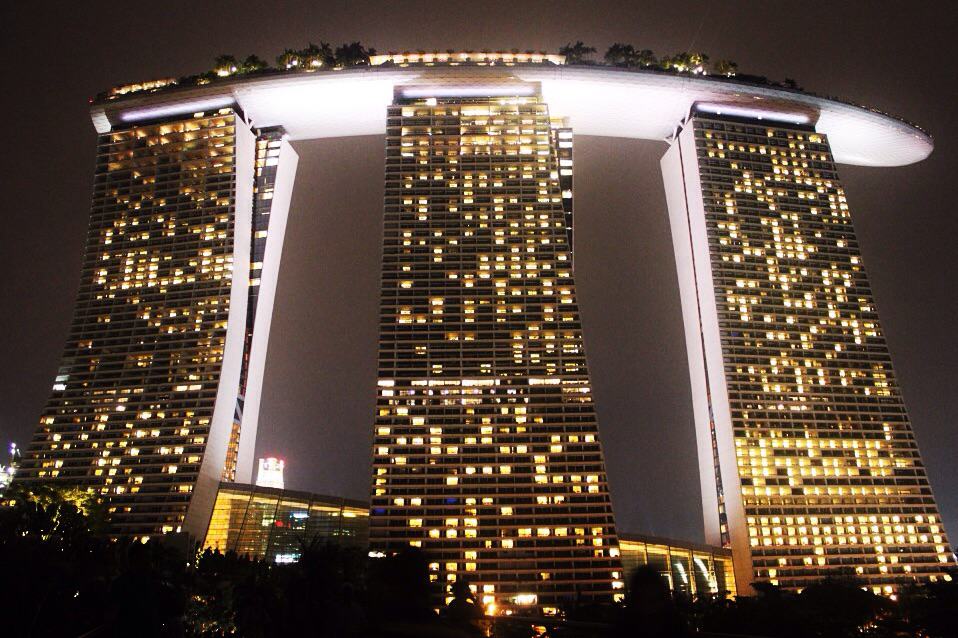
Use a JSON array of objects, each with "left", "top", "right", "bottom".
[
  {"left": 335, "top": 42, "right": 376, "bottom": 66},
  {"left": 240, "top": 55, "right": 268, "bottom": 73},
  {"left": 282, "top": 540, "right": 368, "bottom": 636},
  {"left": 442, "top": 578, "right": 483, "bottom": 636},
  {"left": 898, "top": 573, "right": 958, "bottom": 638},
  {"left": 109, "top": 541, "right": 185, "bottom": 637},
  {"left": 714, "top": 59, "right": 739, "bottom": 76},
  {"left": 366, "top": 548, "right": 436, "bottom": 625},
  {"left": 213, "top": 54, "right": 238, "bottom": 76},
  {"left": 0, "top": 483, "right": 114, "bottom": 635},
  {"left": 798, "top": 578, "right": 890, "bottom": 638},
  {"left": 559, "top": 41, "right": 596, "bottom": 64},
  {"left": 300, "top": 41, "right": 335, "bottom": 68},
  {"left": 618, "top": 566, "right": 688, "bottom": 637},
  {"left": 604, "top": 44, "right": 658, "bottom": 68},
  {"left": 604, "top": 42, "right": 636, "bottom": 66}
]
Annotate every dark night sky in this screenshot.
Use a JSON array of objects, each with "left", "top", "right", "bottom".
[{"left": 2, "top": 1, "right": 955, "bottom": 544}]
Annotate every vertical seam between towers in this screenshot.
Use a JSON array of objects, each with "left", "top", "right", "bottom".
[{"left": 676, "top": 129, "right": 729, "bottom": 548}]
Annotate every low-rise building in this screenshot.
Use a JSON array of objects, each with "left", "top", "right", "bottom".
[
  {"left": 203, "top": 483, "right": 368, "bottom": 563},
  {"left": 618, "top": 533, "right": 736, "bottom": 598}
]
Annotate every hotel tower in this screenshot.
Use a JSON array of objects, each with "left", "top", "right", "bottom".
[
  {"left": 663, "top": 108, "right": 953, "bottom": 593},
  {"left": 12, "top": 51, "right": 953, "bottom": 598},
  {"left": 15, "top": 107, "right": 298, "bottom": 538},
  {"left": 368, "top": 84, "right": 622, "bottom": 610}
]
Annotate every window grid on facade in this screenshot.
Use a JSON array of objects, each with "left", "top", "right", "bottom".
[
  {"left": 17, "top": 112, "right": 245, "bottom": 536},
  {"left": 667, "top": 112, "right": 954, "bottom": 594},
  {"left": 369, "top": 91, "right": 622, "bottom": 611}
]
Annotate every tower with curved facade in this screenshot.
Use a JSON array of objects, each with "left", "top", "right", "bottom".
[{"left": 663, "top": 108, "right": 953, "bottom": 593}]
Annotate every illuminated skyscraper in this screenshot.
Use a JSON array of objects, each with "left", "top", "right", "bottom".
[
  {"left": 13, "top": 50, "right": 951, "bottom": 597},
  {"left": 663, "top": 108, "right": 954, "bottom": 593},
  {"left": 15, "top": 107, "right": 297, "bottom": 539},
  {"left": 368, "top": 85, "right": 623, "bottom": 611}
]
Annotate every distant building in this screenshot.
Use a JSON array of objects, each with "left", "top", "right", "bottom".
[
  {"left": 0, "top": 443, "right": 20, "bottom": 490},
  {"left": 256, "top": 457, "right": 285, "bottom": 489},
  {"left": 617, "top": 533, "right": 736, "bottom": 598},
  {"left": 203, "top": 482, "right": 368, "bottom": 563}
]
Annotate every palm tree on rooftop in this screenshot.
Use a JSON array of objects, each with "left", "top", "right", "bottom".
[
  {"left": 334, "top": 42, "right": 376, "bottom": 67},
  {"left": 604, "top": 42, "right": 636, "bottom": 66},
  {"left": 299, "top": 42, "right": 334, "bottom": 69},
  {"left": 559, "top": 41, "right": 596, "bottom": 64},
  {"left": 241, "top": 55, "right": 268, "bottom": 73},
  {"left": 213, "top": 54, "right": 238, "bottom": 77},
  {"left": 633, "top": 48, "right": 657, "bottom": 68},
  {"left": 714, "top": 60, "right": 738, "bottom": 77},
  {"left": 277, "top": 48, "right": 301, "bottom": 70}
]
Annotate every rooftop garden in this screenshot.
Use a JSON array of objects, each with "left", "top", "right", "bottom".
[
  {"left": 95, "top": 41, "right": 926, "bottom": 136},
  {"left": 99, "top": 40, "right": 795, "bottom": 102}
]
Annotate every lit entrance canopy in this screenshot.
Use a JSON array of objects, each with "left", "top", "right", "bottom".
[{"left": 91, "top": 64, "right": 932, "bottom": 167}]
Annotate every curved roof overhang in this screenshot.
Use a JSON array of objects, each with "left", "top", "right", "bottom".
[{"left": 91, "top": 65, "right": 932, "bottom": 167}]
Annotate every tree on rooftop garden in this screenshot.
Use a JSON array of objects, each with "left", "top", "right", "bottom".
[
  {"left": 604, "top": 44, "right": 659, "bottom": 69},
  {"left": 714, "top": 59, "right": 739, "bottom": 77},
  {"left": 632, "top": 48, "right": 657, "bottom": 68},
  {"left": 300, "top": 41, "right": 335, "bottom": 69},
  {"left": 240, "top": 55, "right": 268, "bottom": 74},
  {"left": 334, "top": 41, "right": 376, "bottom": 67},
  {"left": 277, "top": 48, "right": 302, "bottom": 69},
  {"left": 559, "top": 41, "right": 596, "bottom": 64},
  {"left": 661, "top": 52, "right": 710, "bottom": 74},
  {"left": 604, "top": 42, "right": 636, "bottom": 66},
  {"left": 213, "top": 54, "right": 239, "bottom": 77}
]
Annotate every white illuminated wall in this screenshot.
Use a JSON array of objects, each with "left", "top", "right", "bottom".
[
  {"left": 183, "top": 122, "right": 257, "bottom": 539},
  {"left": 661, "top": 123, "right": 753, "bottom": 593},
  {"left": 235, "top": 138, "right": 299, "bottom": 484}
]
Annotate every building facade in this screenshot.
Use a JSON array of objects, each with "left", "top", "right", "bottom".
[
  {"left": 618, "top": 533, "right": 736, "bottom": 598},
  {"left": 204, "top": 482, "right": 368, "bottom": 562},
  {"left": 663, "top": 109, "right": 954, "bottom": 593},
  {"left": 15, "top": 108, "right": 297, "bottom": 539},
  {"left": 13, "top": 54, "right": 953, "bottom": 597},
  {"left": 368, "top": 86, "right": 623, "bottom": 611}
]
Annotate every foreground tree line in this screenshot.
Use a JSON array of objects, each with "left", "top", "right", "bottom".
[{"left": 0, "top": 484, "right": 954, "bottom": 637}]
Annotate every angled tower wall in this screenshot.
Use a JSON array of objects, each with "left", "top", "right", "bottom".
[
  {"left": 16, "top": 109, "right": 297, "bottom": 540},
  {"left": 664, "top": 111, "right": 954, "bottom": 593},
  {"left": 369, "top": 87, "right": 623, "bottom": 611}
]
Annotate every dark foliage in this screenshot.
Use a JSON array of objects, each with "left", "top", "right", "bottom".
[
  {"left": 1, "top": 486, "right": 955, "bottom": 637},
  {"left": 334, "top": 41, "right": 376, "bottom": 67},
  {"left": 558, "top": 41, "right": 597, "bottom": 64}
]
